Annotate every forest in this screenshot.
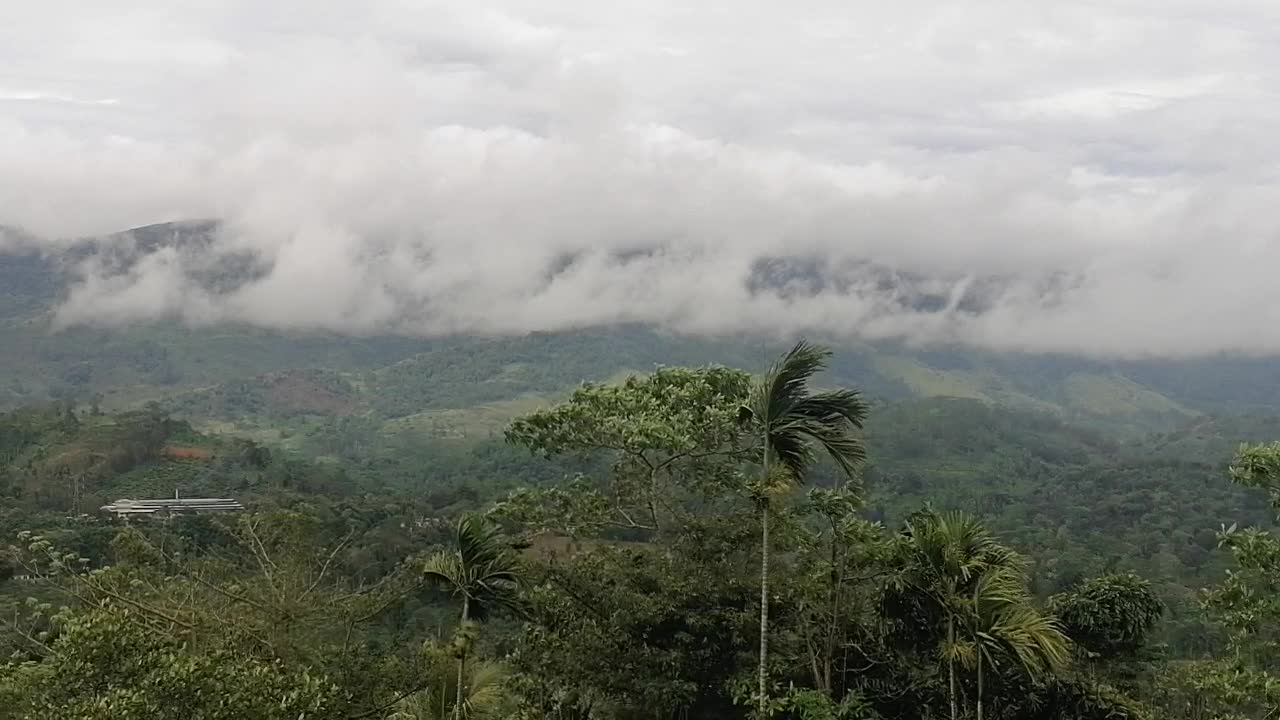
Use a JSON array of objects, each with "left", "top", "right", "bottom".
[{"left": 0, "top": 340, "right": 1277, "bottom": 719}]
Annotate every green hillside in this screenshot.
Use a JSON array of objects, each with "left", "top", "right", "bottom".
[
  {"left": 3, "top": 221, "right": 1280, "bottom": 665},
  {"left": 3, "top": 222, "right": 1280, "bottom": 439},
  {"left": 1, "top": 345, "right": 1278, "bottom": 717}
]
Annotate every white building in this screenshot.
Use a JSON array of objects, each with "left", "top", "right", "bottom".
[{"left": 100, "top": 495, "right": 244, "bottom": 519}]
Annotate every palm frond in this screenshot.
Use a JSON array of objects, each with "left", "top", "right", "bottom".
[
  {"left": 462, "top": 661, "right": 510, "bottom": 717},
  {"left": 457, "top": 514, "right": 508, "bottom": 569},
  {"left": 423, "top": 553, "right": 467, "bottom": 594},
  {"left": 389, "top": 660, "right": 511, "bottom": 719},
  {"left": 790, "top": 388, "right": 869, "bottom": 428},
  {"left": 788, "top": 417, "right": 867, "bottom": 476},
  {"left": 985, "top": 604, "right": 1071, "bottom": 676},
  {"left": 423, "top": 513, "right": 525, "bottom": 619},
  {"left": 759, "top": 340, "right": 832, "bottom": 424},
  {"left": 746, "top": 339, "right": 868, "bottom": 482},
  {"left": 767, "top": 428, "right": 817, "bottom": 481}
]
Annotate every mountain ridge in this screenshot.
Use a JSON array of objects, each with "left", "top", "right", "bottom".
[{"left": 0, "top": 220, "right": 1278, "bottom": 431}]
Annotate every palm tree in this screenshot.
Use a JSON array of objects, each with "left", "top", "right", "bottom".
[
  {"left": 898, "top": 512, "right": 1002, "bottom": 720},
  {"left": 389, "top": 659, "right": 510, "bottom": 720},
  {"left": 423, "top": 513, "right": 524, "bottom": 720},
  {"left": 739, "top": 340, "right": 868, "bottom": 716},
  {"left": 966, "top": 565, "right": 1069, "bottom": 720},
  {"left": 895, "top": 511, "right": 1068, "bottom": 720}
]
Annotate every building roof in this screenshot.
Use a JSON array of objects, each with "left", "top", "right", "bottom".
[{"left": 100, "top": 497, "right": 245, "bottom": 516}]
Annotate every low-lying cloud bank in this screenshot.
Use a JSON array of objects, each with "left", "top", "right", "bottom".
[{"left": 3, "top": 1, "right": 1280, "bottom": 358}]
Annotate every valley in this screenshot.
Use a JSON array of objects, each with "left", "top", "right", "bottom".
[{"left": 0, "top": 223, "right": 1278, "bottom": 718}]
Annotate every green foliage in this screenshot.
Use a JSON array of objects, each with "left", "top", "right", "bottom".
[
  {"left": 388, "top": 645, "right": 513, "bottom": 720},
  {"left": 1, "top": 510, "right": 441, "bottom": 719},
  {"left": 503, "top": 365, "right": 752, "bottom": 535},
  {"left": 0, "top": 607, "right": 337, "bottom": 720},
  {"left": 886, "top": 511, "right": 1069, "bottom": 719},
  {"left": 422, "top": 514, "right": 525, "bottom": 720},
  {"left": 743, "top": 340, "right": 869, "bottom": 484},
  {"left": 743, "top": 340, "right": 870, "bottom": 716},
  {"left": 1190, "top": 441, "right": 1280, "bottom": 718},
  {"left": 775, "top": 687, "right": 881, "bottom": 720},
  {"left": 514, "top": 532, "right": 757, "bottom": 717},
  {"left": 4, "top": 323, "right": 1280, "bottom": 720},
  {"left": 507, "top": 365, "right": 751, "bottom": 463},
  {"left": 423, "top": 513, "right": 524, "bottom": 623},
  {"left": 1051, "top": 574, "right": 1164, "bottom": 662}
]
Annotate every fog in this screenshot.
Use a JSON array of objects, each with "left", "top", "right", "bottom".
[{"left": 3, "top": 1, "right": 1280, "bottom": 357}]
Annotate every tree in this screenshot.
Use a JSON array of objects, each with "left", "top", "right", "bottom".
[
  {"left": 511, "top": 514, "right": 759, "bottom": 718},
  {"left": 888, "top": 511, "right": 1067, "bottom": 720},
  {"left": 739, "top": 340, "right": 869, "bottom": 716},
  {"left": 795, "top": 485, "right": 892, "bottom": 699},
  {"left": 967, "top": 573, "right": 1069, "bottom": 720},
  {"left": 423, "top": 514, "right": 524, "bottom": 720},
  {"left": 389, "top": 644, "right": 512, "bottom": 720},
  {"left": 504, "top": 366, "right": 751, "bottom": 537},
  {"left": 1051, "top": 573, "right": 1164, "bottom": 671},
  {"left": 1194, "top": 441, "right": 1280, "bottom": 718},
  {"left": 0, "top": 607, "right": 337, "bottom": 720},
  {"left": 3, "top": 511, "right": 433, "bottom": 719}
]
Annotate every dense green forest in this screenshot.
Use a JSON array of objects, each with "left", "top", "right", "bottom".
[{"left": 0, "top": 339, "right": 1278, "bottom": 718}]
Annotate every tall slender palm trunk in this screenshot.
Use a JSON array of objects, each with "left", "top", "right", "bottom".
[
  {"left": 757, "top": 452, "right": 771, "bottom": 718},
  {"left": 976, "top": 655, "right": 984, "bottom": 720},
  {"left": 455, "top": 597, "right": 469, "bottom": 720},
  {"left": 824, "top": 520, "right": 841, "bottom": 695},
  {"left": 746, "top": 341, "right": 868, "bottom": 718},
  {"left": 948, "top": 615, "right": 957, "bottom": 720},
  {"left": 758, "top": 500, "right": 770, "bottom": 717}
]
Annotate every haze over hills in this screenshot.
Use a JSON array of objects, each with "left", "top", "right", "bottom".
[
  {"left": 1, "top": 220, "right": 1279, "bottom": 439},
  {"left": 11, "top": 2, "right": 1280, "bottom": 713},
  {"left": 3, "top": 218, "right": 1279, "bottom": 597}
]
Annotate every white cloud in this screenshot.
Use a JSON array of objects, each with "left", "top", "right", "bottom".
[
  {"left": 0, "top": 89, "right": 120, "bottom": 106},
  {"left": 2, "top": 0, "right": 1280, "bottom": 357}
]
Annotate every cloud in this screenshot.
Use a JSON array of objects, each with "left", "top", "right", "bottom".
[
  {"left": 0, "top": 90, "right": 120, "bottom": 106},
  {"left": 3, "top": 0, "right": 1280, "bottom": 357}
]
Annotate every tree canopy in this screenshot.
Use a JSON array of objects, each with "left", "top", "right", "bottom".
[{"left": 0, "top": 354, "right": 1275, "bottom": 719}]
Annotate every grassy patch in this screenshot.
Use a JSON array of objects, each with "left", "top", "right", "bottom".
[{"left": 1060, "top": 372, "right": 1192, "bottom": 417}]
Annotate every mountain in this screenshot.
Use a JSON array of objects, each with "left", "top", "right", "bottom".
[
  {"left": 0, "top": 220, "right": 1278, "bottom": 437},
  {"left": 5, "top": 220, "right": 1280, "bottom": 629}
]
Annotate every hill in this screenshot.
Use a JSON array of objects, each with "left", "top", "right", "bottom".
[
  {"left": 3, "top": 220, "right": 1280, "bottom": 617},
  {"left": 0, "top": 221, "right": 1274, "bottom": 432}
]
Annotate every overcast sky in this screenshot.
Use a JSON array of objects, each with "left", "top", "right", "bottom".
[{"left": 2, "top": 1, "right": 1279, "bottom": 356}]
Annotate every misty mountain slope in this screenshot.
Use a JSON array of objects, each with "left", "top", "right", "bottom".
[
  {"left": 0, "top": 220, "right": 223, "bottom": 321},
  {"left": 866, "top": 353, "right": 1193, "bottom": 422},
  {"left": 0, "top": 320, "right": 444, "bottom": 410},
  {"left": 1, "top": 220, "right": 1279, "bottom": 432},
  {"left": 148, "top": 326, "right": 1199, "bottom": 447},
  {"left": 0, "top": 237, "right": 60, "bottom": 321},
  {"left": 1125, "top": 414, "right": 1280, "bottom": 464}
]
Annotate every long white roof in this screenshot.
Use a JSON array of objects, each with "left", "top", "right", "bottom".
[{"left": 100, "top": 498, "right": 244, "bottom": 514}]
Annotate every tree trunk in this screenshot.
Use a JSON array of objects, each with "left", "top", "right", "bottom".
[
  {"left": 976, "top": 653, "right": 984, "bottom": 720},
  {"left": 455, "top": 596, "right": 469, "bottom": 720},
  {"left": 948, "top": 615, "right": 957, "bottom": 720},
  {"left": 824, "top": 518, "right": 840, "bottom": 695},
  {"left": 758, "top": 498, "right": 770, "bottom": 718},
  {"left": 806, "top": 634, "right": 822, "bottom": 689},
  {"left": 648, "top": 465, "right": 661, "bottom": 533}
]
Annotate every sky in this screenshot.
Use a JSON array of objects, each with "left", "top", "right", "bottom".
[{"left": 2, "top": 0, "right": 1280, "bottom": 357}]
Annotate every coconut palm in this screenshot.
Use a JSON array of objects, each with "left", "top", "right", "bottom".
[
  {"left": 422, "top": 513, "right": 524, "bottom": 720},
  {"left": 739, "top": 340, "right": 869, "bottom": 715}
]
